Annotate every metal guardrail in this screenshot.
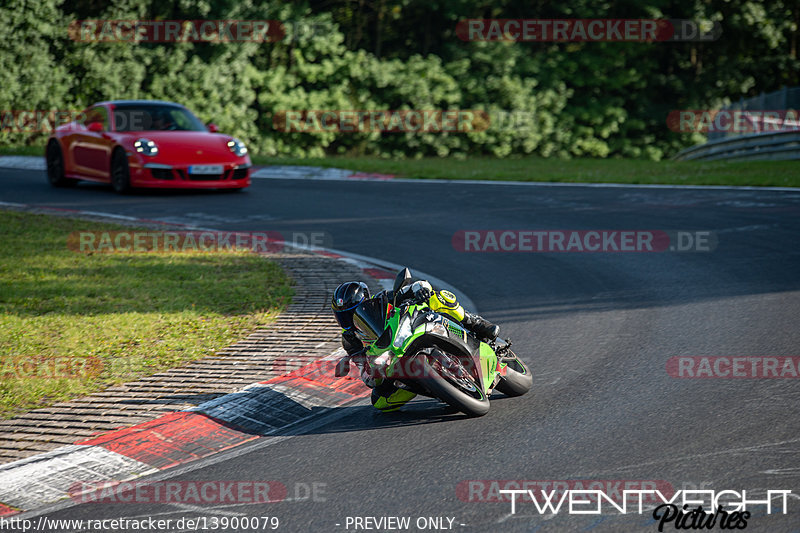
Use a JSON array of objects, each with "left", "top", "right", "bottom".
[
  {"left": 708, "top": 86, "right": 800, "bottom": 141},
  {"left": 674, "top": 85, "right": 800, "bottom": 161},
  {"left": 674, "top": 130, "right": 800, "bottom": 161}
]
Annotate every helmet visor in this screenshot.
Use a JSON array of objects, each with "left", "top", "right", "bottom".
[{"left": 333, "top": 303, "right": 361, "bottom": 330}]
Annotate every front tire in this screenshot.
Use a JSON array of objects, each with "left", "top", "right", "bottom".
[
  {"left": 418, "top": 349, "right": 490, "bottom": 417},
  {"left": 110, "top": 149, "right": 131, "bottom": 194},
  {"left": 496, "top": 351, "right": 533, "bottom": 397},
  {"left": 46, "top": 141, "right": 76, "bottom": 187}
]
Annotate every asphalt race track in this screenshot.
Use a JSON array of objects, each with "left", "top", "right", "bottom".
[{"left": 2, "top": 168, "right": 799, "bottom": 532}]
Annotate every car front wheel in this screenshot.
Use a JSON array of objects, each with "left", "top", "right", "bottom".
[
  {"left": 110, "top": 149, "right": 131, "bottom": 194},
  {"left": 46, "top": 141, "right": 76, "bottom": 187}
]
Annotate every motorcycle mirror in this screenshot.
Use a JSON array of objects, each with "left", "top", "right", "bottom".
[{"left": 392, "top": 268, "right": 413, "bottom": 305}]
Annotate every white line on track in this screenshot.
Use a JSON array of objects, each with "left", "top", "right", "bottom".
[
  {"left": 587, "top": 437, "right": 800, "bottom": 475},
  {"left": 77, "top": 211, "right": 140, "bottom": 220},
  {"left": 250, "top": 165, "right": 800, "bottom": 192}
]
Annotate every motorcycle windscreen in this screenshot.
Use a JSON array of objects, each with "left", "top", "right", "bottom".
[{"left": 352, "top": 297, "right": 388, "bottom": 343}]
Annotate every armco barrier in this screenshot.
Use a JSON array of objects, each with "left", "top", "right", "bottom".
[{"left": 673, "top": 130, "right": 800, "bottom": 161}]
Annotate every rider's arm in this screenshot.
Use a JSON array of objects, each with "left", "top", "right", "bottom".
[
  {"left": 341, "top": 329, "right": 364, "bottom": 356},
  {"left": 395, "top": 280, "right": 433, "bottom": 304},
  {"left": 336, "top": 329, "right": 370, "bottom": 380},
  {"left": 340, "top": 331, "right": 375, "bottom": 387}
]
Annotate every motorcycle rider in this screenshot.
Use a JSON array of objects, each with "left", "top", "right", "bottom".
[{"left": 331, "top": 279, "right": 500, "bottom": 412}]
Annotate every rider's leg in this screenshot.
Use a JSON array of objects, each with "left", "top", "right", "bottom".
[
  {"left": 461, "top": 312, "right": 500, "bottom": 341},
  {"left": 428, "top": 289, "right": 500, "bottom": 341},
  {"left": 371, "top": 379, "right": 417, "bottom": 412}
]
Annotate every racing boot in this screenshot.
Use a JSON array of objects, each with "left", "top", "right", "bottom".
[
  {"left": 371, "top": 379, "right": 417, "bottom": 412},
  {"left": 462, "top": 312, "right": 500, "bottom": 342}
]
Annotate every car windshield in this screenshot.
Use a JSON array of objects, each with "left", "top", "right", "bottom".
[{"left": 112, "top": 104, "right": 207, "bottom": 132}]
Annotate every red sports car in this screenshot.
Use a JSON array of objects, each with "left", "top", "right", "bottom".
[{"left": 46, "top": 100, "right": 251, "bottom": 193}]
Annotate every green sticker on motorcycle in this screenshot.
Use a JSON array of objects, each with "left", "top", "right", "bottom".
[{"left": 444, "top": 319, "right": 466, "bottom": 341}]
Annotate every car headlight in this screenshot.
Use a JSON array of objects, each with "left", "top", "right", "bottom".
[
  {"left": 134, "top": 138, "right": 158, "bottom": 156},
  {"left": 392, "top": 315, "right": 414, "bottom": 348},
  {"left": 227, "top": 138, "right": 248, "bottom": 157}
]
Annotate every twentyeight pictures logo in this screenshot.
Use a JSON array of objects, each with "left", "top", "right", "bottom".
[
  {"left": 459, "top": 480, "right": 792, "bottom": 530},
  {"left": 460, "top": 480, "right": 791, "bottom": 531}
]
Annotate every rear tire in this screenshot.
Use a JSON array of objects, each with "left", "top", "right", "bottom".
[
  {"left": 496, "top": 352, "right": 532, "bottom": 397},
  {"left": 46, "top": 141, "right": 76, "bottom": 187},
  {"left": 418, "top": 349, "right": 490, "bottom": 417},
  {"left": 110, "top": 149, "right": 131, "bottom": 194}
]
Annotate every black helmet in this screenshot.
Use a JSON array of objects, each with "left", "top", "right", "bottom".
[{"left": 331, "top": 281, "right": 370, "bottom": 330}]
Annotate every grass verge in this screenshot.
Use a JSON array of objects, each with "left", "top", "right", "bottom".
[
  {"left": 0, "top": 145, "right": 44, "bottom": 156},
  {"left": 0, "top": 211, "right": 293, "bottom": 419},
  {"left": 252, "top": 155, "right": 799, "bottom": 187}
]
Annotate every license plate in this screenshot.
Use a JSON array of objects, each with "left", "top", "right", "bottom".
[{"left": 188, "top": 164, "right": 224, "bottom": 175}]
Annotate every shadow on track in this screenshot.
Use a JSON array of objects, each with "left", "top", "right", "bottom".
[
  {"left": 129, "top": 388, "right": 485, "bottom": 438},
  {"left": 289, "top": 399, "right": 468, "bottom": 436},
  {"left": 66, "top": 181, "right": 247, "bottom": 197}
]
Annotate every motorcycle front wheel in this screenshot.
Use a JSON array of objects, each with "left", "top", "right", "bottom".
[
  {"left": 417, "top": 348, "right": 490, "bottom": 417},
  {"left": 495, "top": 349, "right": 533, "bottom": 397}
]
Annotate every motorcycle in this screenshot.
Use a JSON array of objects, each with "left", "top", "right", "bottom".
[{"left": 335, "top": 268, "right": 532, "bottom": 417}]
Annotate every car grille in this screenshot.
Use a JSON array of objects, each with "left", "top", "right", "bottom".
[
  {"left": 231, "top": 168, "right": 249, "bottom": 180},
  {"left": 150, "top": 168, "right": 174, "bottom": 180}
]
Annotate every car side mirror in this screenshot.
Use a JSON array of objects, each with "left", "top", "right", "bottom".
[
  {"left": 87, "top": 121, "right": 104, "bottom": 132},
  {"left": 207, "top": 123, "right": 219, "bottom": 133}
]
